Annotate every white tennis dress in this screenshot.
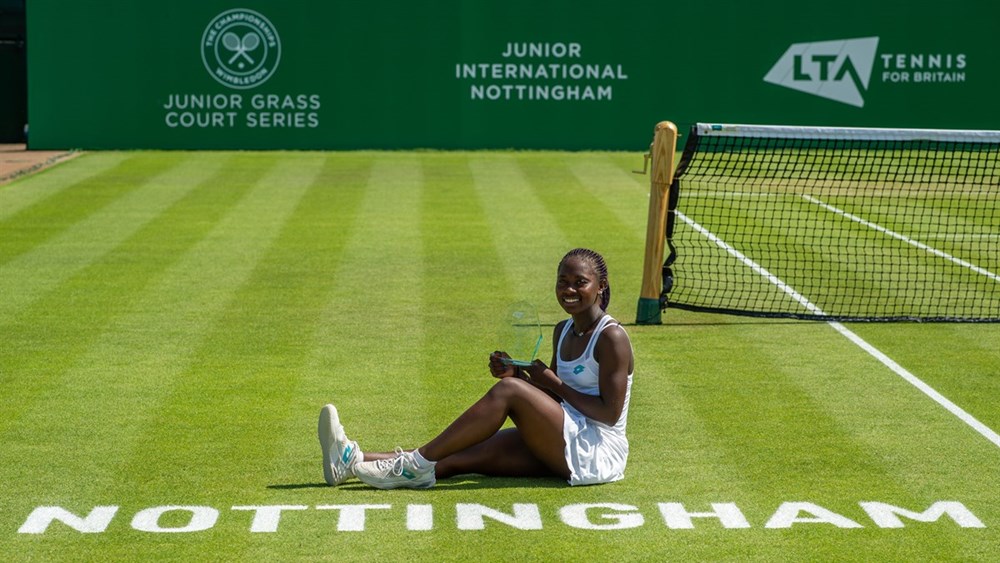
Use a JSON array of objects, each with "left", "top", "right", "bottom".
[{"left": 557, "top": 314, "right": 633, "bottom": 486}]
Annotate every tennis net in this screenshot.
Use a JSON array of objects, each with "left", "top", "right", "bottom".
[{"left": 663, "top": 123, "right": 1000, "bottom": 321}]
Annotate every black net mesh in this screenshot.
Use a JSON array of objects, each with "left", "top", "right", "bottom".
[{"left": 665, "top": 124, "right": 1000, "bottom": 321}]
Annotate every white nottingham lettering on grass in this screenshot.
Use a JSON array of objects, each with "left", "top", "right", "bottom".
[
  {"left": 859, "top": 501, "right": 985, "bottom": 528},
  {"left": 16, "top": 501, "right": 986, "bottom": 534},
  {"left": 658, "top": 502, "right": 752, "bottom": 529},
  {"left": 457, "top": 503, "right": 542, "bottom": 530},
  {"left": 232, "top": 506, "right": 308, "bottom": 533},
  {"left": 131, "top": 506, "right": 219, "bottom": 533},
  {"left": 315, "top": 505, "right": 391, "bottom": 532},
  {"left": 765, "top": 502, "right": 864, "bottom": 529},
  {"left": 17, "top": 506, "right": 119, "bottom": 534},
  {"left": 560, "top": 503, "right": 644, "bottom": 530}
]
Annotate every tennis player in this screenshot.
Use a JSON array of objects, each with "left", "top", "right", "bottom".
[{"left": 318, "top": 248, "right": 634, "bottom": 489}]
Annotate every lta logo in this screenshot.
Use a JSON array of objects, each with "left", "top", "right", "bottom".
[
  {"left": 201, "top": 9, "right": 282, "bottom": 89},
  {"left": 763, "top": 37, "right": 879, "bottom": 108}
]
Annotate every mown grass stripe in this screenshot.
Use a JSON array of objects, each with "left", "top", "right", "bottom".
[
  {"left": 624, "top": 327, "right": 770, "bottom": 499},
  {"left": 832, "top": 320, "right": 1000, "bottom": 448},
  {"left": 568, "top": 154, "right": 650, "bottom": 239},
  {"left": 515, "top": 153, "right": 625, "bottom": 246},
  {"left": 97, "top": 155, "right": 336, "bottom": 513},
  {"left": 4, "top": 155, "right": 310, "bottom": 505},
  {"left": 790, "top": 324, "right": 1000, "bottom": 494},
  {"left": 666, "top": 324, "right": 941, "bottom": 489},
  {"left": 0, "top": 153, "right": 132, "bottom": 222},
  {"left": 0, "top": 153, "right": 180, "bottom": 265},
  {"left": 265, "top": 154, "right": 377, "bottom": 489},
  {"left": 0, "top": 153, "right": 216, "bottom": 320},
  {"left": 469, "top": 155, "right": 568, "bottom": 323},
  {"left": 849, "top": 323, "right": 1000, "bottom": 433},
  {"left": 299, "top": 155, "right": 428, "bottom": 450},
  {"left": 0, "top": 153, "right": 257, "bottom": 435},
  {"left": 417, "top": 154, "right": 512, "bottom": 414}
]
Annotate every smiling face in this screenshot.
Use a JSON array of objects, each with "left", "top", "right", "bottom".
[{"left": 556, "top": 256, "right": 606, "bottom": 315}]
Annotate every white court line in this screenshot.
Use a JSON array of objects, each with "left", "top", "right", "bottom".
[
  {"left": 801, "top": 194, "right": 1000, "bottom": 284},
  {"left": 677, "top": 210, "right": 1000, "bottom": 448}
]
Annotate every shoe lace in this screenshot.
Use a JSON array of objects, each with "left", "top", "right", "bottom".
[{"left": 375, "top": 447, "right": 412, "bottom": 477}]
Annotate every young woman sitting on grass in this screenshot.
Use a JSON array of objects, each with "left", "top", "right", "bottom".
[{"left": 318, "top": 248, "right": 634, "bottom": 489}]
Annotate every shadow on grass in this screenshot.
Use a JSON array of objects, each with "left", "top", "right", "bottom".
[
  {"left": 267, "top": 483, "right": 330, "bottom": 490},
  {"left": 268, "top": 475, "right": 567, "bottom": 491}
]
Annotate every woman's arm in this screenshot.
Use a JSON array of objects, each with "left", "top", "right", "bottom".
[{"left": 524, "top": 324, "right": 631, "bottom": 425}]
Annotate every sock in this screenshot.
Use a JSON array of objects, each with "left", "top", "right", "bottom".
[{"left": 413, "top": 449, "right": 437, "bottom": 469}]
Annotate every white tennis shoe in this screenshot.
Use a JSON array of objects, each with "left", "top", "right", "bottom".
[
  {"left": 353, "top": 448, "right": 436, "bottom": 490},
  {"left": 318, "top": 404, "right": 363, "bottom": 486}
]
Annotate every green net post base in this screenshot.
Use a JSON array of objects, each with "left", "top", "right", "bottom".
[{"left": 636, "top": 297, "right": 662, "bottom": 325}]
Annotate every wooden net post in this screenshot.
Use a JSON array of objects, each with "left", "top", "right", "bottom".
[{"left": 636, "top": 121, "right": 678, "bottom": 325}]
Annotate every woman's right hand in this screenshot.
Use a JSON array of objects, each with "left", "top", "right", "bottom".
[{"left": 489, "top": 351, "right": 517, "bottom": 379}]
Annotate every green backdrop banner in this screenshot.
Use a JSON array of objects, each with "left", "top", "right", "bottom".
[{"left": 26, "top": 1, "right": 1000, "bottom": 150}]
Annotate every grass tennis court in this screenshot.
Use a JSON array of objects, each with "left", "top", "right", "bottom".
[{"left": 1, "top": 151, "right": 998, "bottom": 561}]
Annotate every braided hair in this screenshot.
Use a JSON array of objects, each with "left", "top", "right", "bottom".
[{"left": 559, "top": 248, "right": 611, "bottom": 311}]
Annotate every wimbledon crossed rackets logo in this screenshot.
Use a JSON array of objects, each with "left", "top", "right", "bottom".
[{"left": 201, "top": 9, "right": 281, "bottom": 90}]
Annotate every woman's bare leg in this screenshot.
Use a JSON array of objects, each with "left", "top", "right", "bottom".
[
  {"left": 362, "top": 428, "right": 556, "bottom": 476},
  {"left": 417, "top": 377, "right": 570, "bottom": 479},
  {"left": 434, "top": 427, "right": 561, "bottom": 478}
]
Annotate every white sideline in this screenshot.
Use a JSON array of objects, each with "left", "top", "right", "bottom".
[
  {"left": 677, "top": 210, "right": 1000, "bottom": 449},
  {"left": 801, "top": 194, "right": 1000, "bottom": 284}
]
